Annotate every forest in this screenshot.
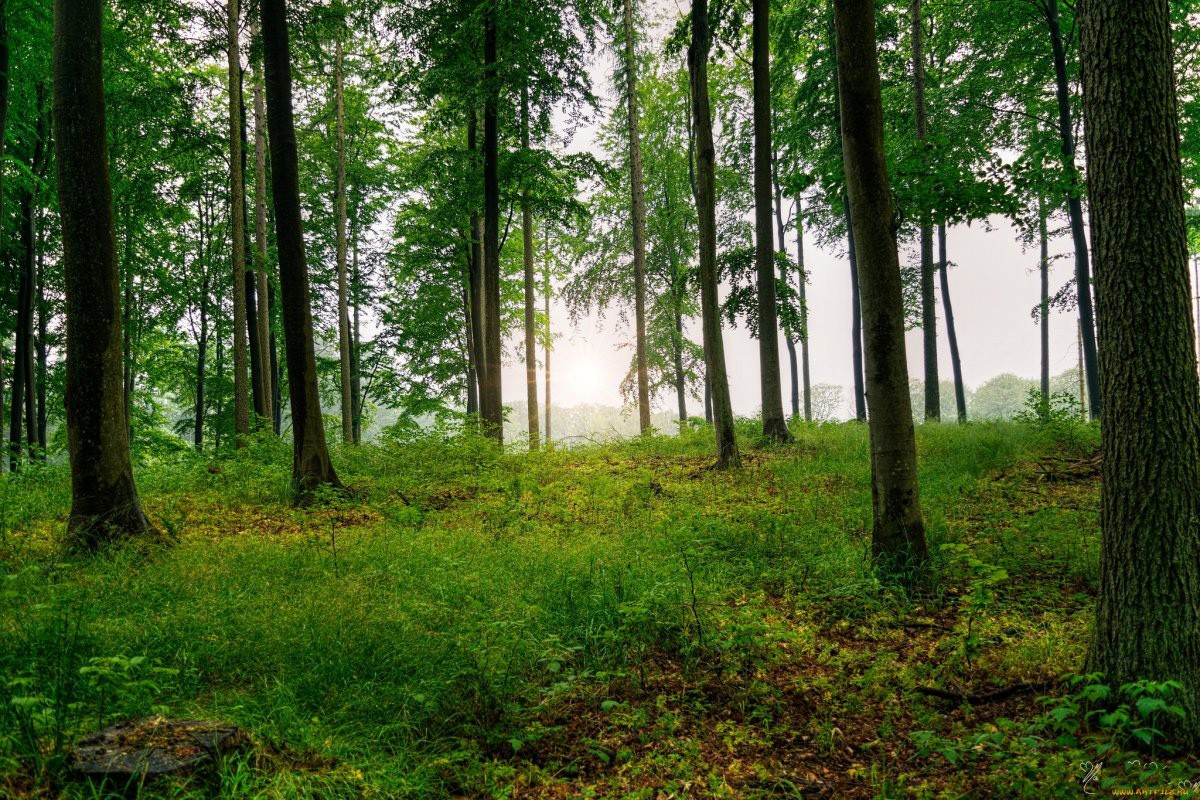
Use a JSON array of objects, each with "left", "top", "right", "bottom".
[{"left": 0, "top": 0, "right": 1198, "bottom": 796}]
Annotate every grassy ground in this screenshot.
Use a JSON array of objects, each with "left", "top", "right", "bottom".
[{"left": 1, "top": 419, "right": 1197, "bottom": 798}]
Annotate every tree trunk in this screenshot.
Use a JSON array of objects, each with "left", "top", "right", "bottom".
[
  {"left": 228, "top": 0, "right": 250, "bottom": 446},
  {"left": 52, "top": 0, "right": 154, "bottom": 547},
  {"left": 464, "top": 282, "right": 478, "bottom": 414},
  {"left": 689, "top": 0, "right": 739, "bottom": 468},
  {"left": 1046, "top": 0, "right": 1100, "bottom": 420},
  {"left": 844, "top": 197, "right": 867, "bottom": 421},
  {"left": 252, "top": 26, "right": 273, "bottom": 426},
  {"left": 35, "top": 204, "right": 47, "bottom": 454},
  {"left": 334, "top": 31, "right": 353, "bottom": 444},
  {"left": 1039, "top": 198, "right": 1050, "bottom": 407},
  {"left": 194, "top": 298, "right": 209, "bottom": 451},
  {"left": 1080, "top": 0, "right": 1200, "bottom": 746},
  {"left": 752, "top": 0, "right": 790, "bottom": 442},
  {"left": 268, "top": 280, "right": 281, "bottom": 435},
  {"left": 938, "top": 224, "right": 966, "bottom": 422},
  {"left": 911, "top": 0, "right": 938, "bottom": 422},
  {"left": 795, "top": 194, "right": 812, "bottom": 422},
  {"left": 239, "top": 71, "right": 264, "bottom": 426},
  {"left": 10, "top": 196, "right": 28, "bottom": 471},
  {"left": 542, "top": 238, "right": 552, "bottom": 443},
  {"left": 521, "top": 89, "right": 540, "bottom": 450},
  {"left": 351, "top": 230, "right": 362, "bottom": 442},
  {"left": 623, "top": 0, "right": 651, "bottom": 434},
  {"left": 834, "top": 0, "right": 927, "bottom": 569},
  {"left": 771, "top": 165, "right": 800, "bottom": 420},
  {"left": 467, "top": 113, "right": 486, "bottom": 424},
  {"left": 0, "top": 0, "right": 7, "bottom": 470},
  {"left": 480, "top": 8, "right": 503, "bottom": 443},
  {"left": 261, "top": 0, "right": 341, "bottom": 495}
]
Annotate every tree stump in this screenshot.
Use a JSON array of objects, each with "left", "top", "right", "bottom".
[{"left": 70, "top": 717, "right": 250, "bottom": 782}]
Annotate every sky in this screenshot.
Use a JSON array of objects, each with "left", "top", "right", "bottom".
[{"left": 496, "top": 2, "right": 1100, "bottom": 420}]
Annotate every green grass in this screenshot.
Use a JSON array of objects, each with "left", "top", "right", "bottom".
[{"left": 0, "top": 419, "right": 1196, "bottom": 798}]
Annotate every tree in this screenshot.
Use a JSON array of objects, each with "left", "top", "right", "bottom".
[
  {"left": 228, "top": 0, "right": 251, "bottom": 446},
  {"left": 833, "top": 0, "right": 927, "bottom": 568},
  {"left": 334, "top": 12, "right": 354, "bottom": 444},
  {"left": 251, "top": 21, "right": 274, "bottom": 428},
  {"left": 521, "top": 88, "right": 540, "bottom": 449},
  {"left": 260, "top": 0, "right": 341, "bottom": 495},
  {"left": 910, "top": 0, "right": 938, "bottom": 422},
  {"left": 1080, "top": 0, "right": 1200, "bottom": 744},
  {"left": 621, "top": 0, "right": 651, "bottom": 435},
  {"left": 690, "top": 0, "right": 740, "bottom": 468},
  {"left": 53, "top": 0, "right": 155, "bottom": 547}
]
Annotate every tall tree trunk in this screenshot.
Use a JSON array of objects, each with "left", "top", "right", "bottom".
[
  {"left": 53, "top": 0, "right": 154, "bottom": 546},
  {"left": 480, "top": 8, "right": 503, "bottom": 442},
  {"left": 795, "top": 194, "right": 812, "bottom": 422},
  {"left": 834, "top": 0, "right": 927, "bottom": 569},
  {"left": 467, "top": 114, "right": 486, "bottom": 424},
  {"left": 195, "top": 295, "right": 210, "bottom": 450},
  {"left": 0, "top": 0, "right": 7, "bottom": 471},
  {"left": 228, "top": 0, "right": 251, "bottom": 446},
  {"left": 673, "top": 308, "right": 687, "bottom": 423},
  {"left": 911, "top": 0, "right": 938, "bottom": 422},
  {"left": 25, "top": 85, "right": 43, "bottom": 458},
  {"left": 772, "top": 164, "right": 800, "bottom": 419},
  {"left": 845, "top": 198, "right": 867, "bottom": 421},
  {"left": 521, "top": 89, "right": 540, "bottom": 450},
  {"left": 1080, "top": 0, "right": 1200, "bottom": 745},
  {"left": 35, "top": 205, "right": 47, "bottom": 454},
  {"left": 622, "top": 0, "right": 651, "bottom": 434},
  {"left": 542, "top": 238, "right": 552, "bottom": 443},
  {"left": 261, "top": 0, "right": 341, "bottom": 494},
  {"left": 334, "top": 30, "right": 353, "bottom": 444},
  {"left": 239, "top": 70, "right": 264, "bottom": 426},
  {"left": 252, "top": 25, "right": 273, "bottom": 426},
  {"left": 1039, "top": 198, "right": 1050, "bottom": 407},
  {"left": 269, "top": 280, "right": 281, "bottom": 435},
  {"left": 938, "top": 224, "right": 966, "bottom": 422},
  {"left": 350, "top": 230, "right": 362, "bottom": 442},
  {"left": 10, "top": 206, "right": 28, "bottom": 471},
  {"left": 464, "top": 281, "right": 478, "bottom": 414},
  {"left": 752, "top": 0, "right": 790, "bottom": 442},
  {"left": 689, "top": 0, "right": 740, "bottom": 468},
  {"left": 1045, "top": 0, "right": 1100, "bottom": 420}
]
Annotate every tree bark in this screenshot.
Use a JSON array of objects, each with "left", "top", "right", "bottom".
[
  {"left": 911, "top": 0, "right": 938, "bottom": 422},
  {"left": 334, "top": 31, "right": 353, "bottom": 444},
  {"left": 261, "top": 0, "right": 341, "bottom": 495},
  {"left": 252, "top": 26, "right": 273, "bottom": 426},
  {"left": 771, "top": 165, "right": 800, "bottom": 419},
  {"left": 53, "top": 0, "right": 154, "bottom": 547},
  {"left": 350, "top": 229, "right": 362, "bottom": 442},
  {"left": 834, "top": 0, "right": 927, "bottom": 569},
  {"left": 542, "top": 237, "right": 552, "bottom": 443},
  {"left": 752, "top": 0, "right": 790, "bottom": 442},
  {"left": 467, "top": 113, "right": 486, "bottom": 424},
  {"left": 239, "top": 70, "right": 264, "bottom": 425},
  {"left": 228, "top": 0, "right": 251, "bottom": 446},
  {"left": 845, "top": 197, "right": 867, "bottom": 421},
  {"left": 0, "top": 0, "right": 8, "bottom": 470},
  {"left": 521, "top": 89, "right": 540, "bottom": 450},
  {"left": 795, "top": 194, "right": 812, "bottom": 422},
  {"left": 938, "top": 224, "right": 966, "bottom": 422},
  {"left": 623, "top": 0, "right": 651, "bottom": 434},
  {"left": 689, "top": 0, "right": 740, "bottom": 468},
  {"left": 1045, "top": 0, "right": 1100, "bottom": 420},
  {"left": 35, "top": 202, "right": 47, "bottom": 454},
  {"left": 480, "top": 8, "right": 503, "bottom": 443},
  {"left": 1039, "top": 199, "right": 1050, "bottom": 407},
  {"left": 1080, "top": 0, "right": 1200, "bottom": 746}
]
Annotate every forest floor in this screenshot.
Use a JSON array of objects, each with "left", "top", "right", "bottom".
[{"left": 1, "top": 419, "right": 1198, "bottom": 798}]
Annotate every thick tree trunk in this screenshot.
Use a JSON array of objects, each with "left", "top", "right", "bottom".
[
  {"left": 844, "top": 198, "right": 867, "bottom": 421},
  {"left": 795, "top": 195, "right": 812, "bottom": 422},
  {"left": 689, "top": 0, "right": 739, "bottom": 468},
  {"left": 1039, "top": 199, "right": 1050, "bottom": 407},
  {"left": 52, "top": 0, "right": 154, "bottom": 547},
  {"left": 752, "top": 0, "right": 790, "bottom": 442},
  {"left": 623, "top": 0, "right": 651, "bottom": 434},
  {"left": 771, "top": 167, "right": 800, "bottom": 419},
  {"left": 834, "top": 0, "right": 927, "bottom": 569},
  {"left": 334, "top": 32, "right": 353, "bottom": 444},
  {"left": 938, "top": 224, "right": 966, "bottom": 422},
  {"left": 261, "top": 0, "right": 341, "bottom": 494},
  {"left": 228, "top": 0, "right": 250, "bottom": 446},
  {"left": 911, "top": 0, "right": 938, "bottom": 422},
  {"left": 1046, "top": 0, "right": 1100, "bottom": 420},
  {"left": 480, "top": 9, "right": 503, "bottom": 442},
  {"left": 521, "top": 90, "right": 540, "bottom": 450},
  {"left": 1080, "top": 0, "right": 1200, "bottom": 746},
  {"left": 252, "top": 30, "right": 273, "bottom": 426}
]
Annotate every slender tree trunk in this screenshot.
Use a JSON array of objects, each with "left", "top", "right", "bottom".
[
  {"left": 122, "top": 234, "right": 133, "bottom": 438},
  {"left": 622, "top": 0, "right": 651, "bottom": 434},
  {"left": 252, "top": 26, "right": 273, "bottom": 426},
  {"left": 1039, "top": 199, "right": 1051, "bottom": 407},
  {"left": 261, "top": 0, "right": 340, "bottom": 494},
  {"left": 467, "top": 115, "right": 486, "bottom": 424},
  {"left": 464, "top": 281, "right": 478, "bottom": 414},
  {"left": 521, "top": 89, "right": 540, "bottom": 450},
  {"left": 195, "top": 296, "right": 210, "bottom": 450},
  {"left": 480, "top": 9, "right": 503, "bottom": 442},
  {"left": 911, "top": 0, "right": 938, "bottom": 422},
  {"left": 10, "top": 210, "right": 28, "bottom": 470},
  {"left": 938, "top": 224, "right": 966, "bottom": 422},
  {"left": 772, "top": 164, "right": 800, "bottom": 419},
  {"left": 834, "top": 0, "right": 927, "bottom": 569},
  {"left": 53, "top": 0, "right": 154, "bottom": 546},
  {"left": 1045, "top": 0, "right": 1100, "bottom": 420},
  {"left": 238, "top": 71, "right": 264, "bottom": 426},
  {"left": 334, "top": 31, "right": 353, "bottom": 444},
  {"left": 0, "top": 0, "right": 8, "bottom": 471},
  {"left": 674, "top": 308, "right": 687, "bottom": 423},
  {"left": 269, "top": 280, "right": 281, "bottom": 435},
  {"left": 752, "top": 0, "right": 790, "bottom": 442},
  {"left": 845, "top": 198, "right": 867, "bottom": 421},
  {"left": 795, "top": 194, "right": 812, "bottom": 422},
  {"left": 351, "top": 231, "right": 362, "bottom": 441},
  {"left": 35, "top": 205, "right": 47, "bottom": 454},
  {"left": 542, "top": 238, "right": 552, "bottom": 443},
  {"left": 227, "top": 0, "right": 250, "bottom": 446},
  {"left": 1080, "top": 0, "right": 1200, "bottom": 745},
  {"left": 689, "top": 0, "right": 740, "bottom": 468}
]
